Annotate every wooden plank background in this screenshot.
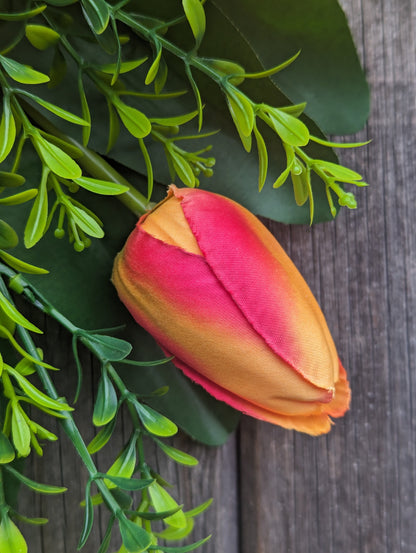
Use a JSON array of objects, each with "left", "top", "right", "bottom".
[{"left": 19, "top": 0, "right": 416, "bottom": 551}]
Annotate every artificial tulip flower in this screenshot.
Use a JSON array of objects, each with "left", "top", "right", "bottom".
[{"left": 112, "top": 185, "right": 350, "bottom": 435}]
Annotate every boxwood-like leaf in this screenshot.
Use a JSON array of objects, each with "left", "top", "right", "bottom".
[
  {"left": 0, "top": 55, "right": 49, "bottom": 84},
  {"left": 134, "top": 402, "right": 178, "bottom": 437},
  {"left": 93, "top": 371, "right": 118, "bottom": 426}
]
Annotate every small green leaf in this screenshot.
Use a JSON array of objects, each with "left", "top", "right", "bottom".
[
  {"left": 156, "top": 441, "right": 198, "bottom": 466},
  {"left": 0, "top": 55, "right": 49, "bottom": 84},
  {"left": 291, "top": 163, "right": 308, "bottom": 206},
  {"left": 0, "top": 189, "right": 37, "bottom": 206},
  {"left": 82, "top": 333, "right": 132, "bottom": 361},
  {"left": 184, "top": 65, "right": 203, "bottom": 130},
  {"left": 157, "top": 518, "right": 194, "bottom": 541},
  {"left": 310, "top": 135, "right": 371, "bottom": 148},
  {"left": 0, "top": 292, "right": 41, "bottom": 333},
  {"left": 11, "top": 402, "right": 31, "bottom": 457},
  {"left": 166, "top": 146, "right": 195, "bottom": 188},
  {"left": 38, "top": 131, "right": 83, "bottom": 159},
  {"left": 78, "top": 480, "right": 94, "bottom": 549},
  {"left": 118, "top": 516, "right": 153, "bottom": 553},
  {"left": 106, "top": 99, "right": 120, "bottom": 153},
  {"left": 0, "top": 172, "right": 25, "bottom": 187},
  {"left": 226, "top": 88, "right": 254, "bottom": 139},
  {"left": 33, "top": 135, "right": 82, "bottom": 179},
  {"left": 93, "top": 371, "right": 118, "bottom": 426},
  {"left": 97, "top": 58, "right": 148, "bottom": 76},
  {"left": 148, "top": 481, "right": 186, "bottom": 528},
  {"left": 154, "top": 56, "right": 168, "bottom": 94},
  {"left": 183, "top": 0, "right": 206, "bottom": 49},
  {"left": 0, "top": 95, "right": 16, "bottom": 163},
  {"left": 0, "top": 514, "right": 28, "bottom": 553},
  {"left": 24, "top": 166, "right": 49, "bottom": 248},
  {"left": 184, "top": 498, "right": 213, "bottom": 518},
  {"left": 243, "top": 51, "right": 301, "bottom": 79},
  {"left": 74, "top": 177, "right": 129, "bottom": 196},
  {"left": 0, "top": 220, "right": 18, "bottom": 249},
  {"left": 138, "top": 138, "right": 154, "bottom": 200},
  {"left": 7, "top": 367, "right": 73, "bottom": 411},
  {"left": 145, "top": 46, "right": 162, "bottom": 86},
  {"left": 149, "top": 536, "right": 211, "bottom": 553},
  {"left": 98, "top": 474, "right": 153, "bottom": 491},
  {"left": 81, "top": 0, "right": 110, "bottom": 35},
  {"left": 49, "top": 47, "right": 67, "bottom": 88},
  {"left": 253, "top": 124, "right": 268, "bottom": 191},
  {"left": 18, "top": 90, "right": 89, "bottom": 126},
  {"left": 134, "top": 402, "right": 178, "bottom": 437},
  {"left": 4, "top": 465, "right": 67, "bottom": 494},
  {"left": 68, "top": 204, "right": 104, "bottom": 238},
  {"left": 113, "top": 99, "right": 152, "bottom": 139},
  {"left": 0, "top": 5, "right": 46, "bottom": 21},
  {"left": 106, "top": 437, "right": 137, "bottom": 486},
  {"left": 25, "top": 24, "right": 60, "bottom": 50},
  {"left": 0, "top": 431, "right": 15, "bottom": 463},
  {"left": 315, "top": 160, "right": 363, "bottom": 182},
  {"left": 151, "top": 110, "right": 199, "bottom": 127},
  {"left": 267, "top": 108, "right": 309, "bottom": 147},
  {"left": 87, "top": 418, "right": 116, "bottom": 454},
  {"left": 204, "top": 58, "right": 245, "bottom": 85}
]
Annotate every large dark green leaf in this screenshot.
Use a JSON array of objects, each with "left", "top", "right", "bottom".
[{"left": 208, "top": 0, "right": 369, "bottom": 135}]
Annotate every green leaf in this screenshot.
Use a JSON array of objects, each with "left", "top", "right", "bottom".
[
  {"left": 106, "top": 99, "right": 120, "bottom": 153},
  {"left": 113, "top": 99, "right": 152, "bottom": 139},
  {"left": 78, "top": 480, "right": 94, "bottom": 549},
  {"left": 93, "top": 371, "right": 118, "bottom": 426},
  {"left": 149, "top": 537, "right": 211, "bottom": 553},
  {"left": 0, "top": 5, "right": 47, "bottom": 21},
  {"left": 33, "top": 135, "right": 82, "bottom": 179},
  {"left": 7, "top": 367, "right": 73, "bottom": 412},
  {"left": 81, "top": 0, "right": 110, "bottom": 35},
  {"left": 106, "top": 438, "right": 137, "bottom": 485},
  {"left": 0, "top": 220, "right": 18, "bottom": 249},
  {"left": 203, "top": 58, "right": 245, "bottom": 86},
  {"left": 96, "top": 58, "right": 148, "bottom": 76},
  {"left": 182, "top": 0, "right": 206, "bottom": 49},
  {"left": 0, "top": 292, "right": 41, "bottom": 333},
  {"left": 17, "top": 90, "right": 89, "bottom": 126},
  {"left": 166, "top": 147, "right": 195, "bottom": 187},
  {"left": 118, "top": 516, "right": 152, "bottom": 553},
  {"left": 211, "top": 0, "right": 369, "bottom": 134},
  {"left": 4, "top": 465, "right": 67, "bottom": 494},
  {"left": 156, "top": 441, "right": 198, "bottom": 466},
  {"left": 145, "top": 46, "right": 162, "bottom": 86},
  {"left": 253, "top": 124, "right": 268, "bottom": 191},
  {"left": 74, "top": 177, "right": 129, "bottom": 196},
  {"left": 0, "top": 172, "right": 25, "bottom": 187},
  {"left": 49, "top": 47, "right": 67, "bottom": 88},
  {"left": 0, "top": 55, "right": 49, "bottom": 84},
  {"left": 314, "top": 159, "right": 363, "bottom": 182},
  {"left": 98, "top": 474, "right": 153, "bottom": 491},
  {"left": 184, "top": 498, "right": 213, "bottom": 518},
  {"left": 25, "top": 24, "right": 60, "bottom": 50},
  {"left": 0, "top": 190, "right": 37, "bottom": 206},
  {"left": 148, "top": 481, "right": 186, "bottom": 528},
  {"left": 11, "top": 402, "right": 31, "bottom": 457},
  {"left": 226, "top": 88, "right": 254, "bottom": 139},
  {"left": 134, "top": 402, "right": 178, "bottom": 437},
  {"left": 82, "top": 333, "right": 132, "bottom": 361},
  {"left": 0, "top": 95, "right": 16, "bottom": 163},
  {"left": 87, "top": 417, "right": 116, "bottom": 454},
  {"left": 68, "top": 204, "right": 104, "bottom": 238},
  {"left": 0, "top": 431, "right": 15, "bottom": 464},
  {"left": 266, "top": 108, "right": 309, "bottom": 147},
  {"left": 24, "top": 167, "right": 49, "bottom": 248},
  {"left": 151, "top": 110, "right": 199, "bottom": 127},
  {"left": 0, "top": 514, "right": 28, "bottom": 553}
]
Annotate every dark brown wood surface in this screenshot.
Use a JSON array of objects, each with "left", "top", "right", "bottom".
[{"left": 21, "top": 0, "right": 416, "bottom": 551}]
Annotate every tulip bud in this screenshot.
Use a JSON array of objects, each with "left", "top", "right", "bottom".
[{"left": 112, "top": 185, "right": 350, "bottom": 435}]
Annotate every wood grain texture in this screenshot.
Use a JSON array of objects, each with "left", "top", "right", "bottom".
[{"left": 21, "top": 0, "right": 416, "bottom": 552}]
